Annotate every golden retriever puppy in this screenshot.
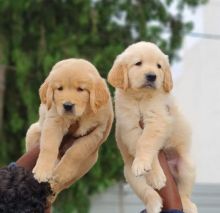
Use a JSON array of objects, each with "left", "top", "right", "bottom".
[
  {"left": 107, "top": 42, "right": 197, "bottom": 213},
  {"left": 26, "top": 59, "right": 113, "bottom": 193}
]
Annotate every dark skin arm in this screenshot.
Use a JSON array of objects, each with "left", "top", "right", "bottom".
[{"left": 158, "top": 151, "right": 183, "bottom": 211}]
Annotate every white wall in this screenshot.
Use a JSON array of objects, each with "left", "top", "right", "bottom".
[{"left": 173, "top": 0, "right": 220, "bottom": 183}]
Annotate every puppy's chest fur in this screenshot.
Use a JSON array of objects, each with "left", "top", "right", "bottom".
[
  {"left": 60, "top": 115, "right": 100, "bottom": 140},
  {"left": 115, "top": 91, "right": 172, "bottom": 155},
  {"left": 73, "top": 116, "right": 99, "bottom": 138},
  {"left": 39, "top": 104, "right": 99, "bottom": 138},
  {"left": 59, "top": 117, "right": 98, "bottom": 138}
]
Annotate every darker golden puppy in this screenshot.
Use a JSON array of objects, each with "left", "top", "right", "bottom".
[{"left": 26, "top": 59, "right": 113, "bottom": 198}]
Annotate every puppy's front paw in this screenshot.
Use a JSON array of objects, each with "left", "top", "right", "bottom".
[
  {"left": 146, "top": 169, "right": 166, "bottom": 190},
  {"left": 184, "top": 204, "right": 198, "bottom": 213},
  {"left": 144, "top": 189, "right": 162, "bottom": 213},
  {"left": 49, "top": 178, "right": 60, "bottom": 194},
  {"left": 132, "top": 157, "right": 152, "bottom": 177},
  {"left": 33, "top": 165, "right": 52, "bottom": 183},
  {"left": 49, "top": 166, "right": 72, "bottom": 192},
  {"left": 182, "top": 199, "right": 198, "bottom": 213},
  {"left": 47, "top": 192, "right": 57, "bottom": 204}
]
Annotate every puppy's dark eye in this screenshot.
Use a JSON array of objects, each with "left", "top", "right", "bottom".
[
  {"left": 135, "top": 61, "right": 142, "bottom": 66},
  {"left": 77, "top": 87, "right": 84, "bottom": 92},
  {"left": 157, "top": 63, "right": 162, "bottom": 69},
  {"left": 57, "top": 86, "right": 63, "bottom": 91}
]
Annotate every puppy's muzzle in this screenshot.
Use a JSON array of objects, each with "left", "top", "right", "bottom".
[
  {"left": 142, "top": 72, "right": 157, "bottom": 89},
  {"left": 63, "top": 102, "right": 74, "bottom": 112}
]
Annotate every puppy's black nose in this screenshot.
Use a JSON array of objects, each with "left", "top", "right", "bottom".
[
  {"left": 146, "top": 73, "right": 156, "bottom": 82},
  {"left": 63, "top": 102, "right": 74, "bottom": 111}
]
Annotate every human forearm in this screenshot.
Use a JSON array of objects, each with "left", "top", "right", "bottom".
[
  {"left": 158, "top": 151, "right": 183, "bottom": 211},
  {"left": 16, "top": 145, "right": 40, "bottom": 171}
]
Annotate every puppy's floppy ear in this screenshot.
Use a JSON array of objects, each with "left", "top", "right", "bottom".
[
  {"left": 90, "top": 78, "right": 110, "bottom": 113},
  {"left": 163, "top": 55, "right": 173, "bottom": 93},
  {"left": 107, "top": 54, "right": 129, "bottom": 90},
  {"left": 39, "top": 79, "right": 53, "bottom": 110}
]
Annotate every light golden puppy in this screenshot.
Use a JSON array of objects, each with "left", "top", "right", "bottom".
[
  {"left": 108, "top": 42, "right": 197, "bottom": 213},
  {"left": 26, "top": 59, "right": 113, "bottom": 195}
]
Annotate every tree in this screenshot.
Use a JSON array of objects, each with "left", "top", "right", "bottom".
[{"left": 0, "top": 0, "right": 207, "bottom": 212}]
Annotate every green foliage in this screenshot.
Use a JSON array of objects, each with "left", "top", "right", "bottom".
[{"left": 0, "top": 0, "right": 207, "bottom": 212}]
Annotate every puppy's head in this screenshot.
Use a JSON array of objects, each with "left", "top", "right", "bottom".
[
  {"left": 108, "top": 41, "right": 173, "bottom": 93},
  {"left": 39, "top": 59, "right": 109, "bottom": 117}
]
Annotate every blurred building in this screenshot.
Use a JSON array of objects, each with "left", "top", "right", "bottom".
[
  {"left": 174, "top": 0, "right": 220, "bottom": 185},
  {"left": 90, "top": 0, "right": 220, "bottom": 212}
]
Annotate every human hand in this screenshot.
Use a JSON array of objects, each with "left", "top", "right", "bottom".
[
  {"left": 158, "top": 151, "right": 183, "bottom": 211},
  {"left": 140, "top": 151, "right": 183, "bottom": 212}
]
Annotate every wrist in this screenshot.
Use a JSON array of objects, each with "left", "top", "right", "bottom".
[{"left": 16, "top": 145, "right": 40, "bottom": 171}]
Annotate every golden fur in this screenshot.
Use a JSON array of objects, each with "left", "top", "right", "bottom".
[
  {"left": 26, "top": 59, "right": 113, "bottom": 199},
  {"left": 108, "top": 42, "right": 197, "bottom": 213}
]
